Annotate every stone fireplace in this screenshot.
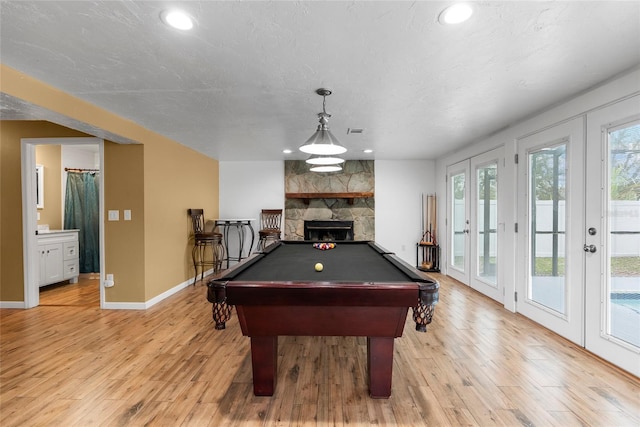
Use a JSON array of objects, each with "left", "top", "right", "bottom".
[
  {"left": 284, "top": 160, "right": 375, "bottom": 241},
  {"left": 304, "top": 220, "right": 354, "bottom": 241}
]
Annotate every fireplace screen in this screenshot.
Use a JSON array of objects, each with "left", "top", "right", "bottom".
[{"left": 304, "top": 220, "right": 354, "bottom": 241}]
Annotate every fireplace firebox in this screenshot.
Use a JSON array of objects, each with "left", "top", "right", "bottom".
[{"left": 304, "top": 220, "right": 354, "bottom": 241}]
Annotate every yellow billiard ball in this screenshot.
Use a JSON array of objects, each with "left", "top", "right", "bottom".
[{"left": 315, "top": 262, "right": 323, "bottom": 272}]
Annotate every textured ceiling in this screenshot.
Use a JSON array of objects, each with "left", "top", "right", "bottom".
[{"left": 1, "top": 1, "right": 639, "bottom": 161}]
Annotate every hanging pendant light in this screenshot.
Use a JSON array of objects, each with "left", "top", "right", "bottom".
[
  {"left": 305, "top": 154, "right": 346, "bottom": 166},
  {"left": 309, "top": 164, "right": 343, "bottom": 172},
  {"left": 299, "top": 88, "right": 347, "bottom": 156}
]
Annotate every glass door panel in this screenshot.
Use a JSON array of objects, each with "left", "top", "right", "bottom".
[
  {"left": 447, "top": 160, "right": 470, "bottom": 284},
  {"left": 452, "top": 172, "right": 467, "bottom": 270},
  {"left": 529, "top": 144, "right": 567, "bottom": 314},
  {"left": 607, "top": 122, "right": 640, "bottom": 348},
  {"left": 476, "top": 163, "right": 498, "bottom": 286}
]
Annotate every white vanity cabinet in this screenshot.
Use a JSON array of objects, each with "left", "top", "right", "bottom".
[{"left": 37, "top": 230, "right": 79, "bottom": 287}]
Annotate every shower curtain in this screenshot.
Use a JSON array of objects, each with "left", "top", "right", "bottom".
[{"left": 64, "top": 171, "right": 100, "bottom": 273}]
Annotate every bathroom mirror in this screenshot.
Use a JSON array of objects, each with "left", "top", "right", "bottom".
[{"left": 36, "top": 164, "right": 44, "bottom": 209}]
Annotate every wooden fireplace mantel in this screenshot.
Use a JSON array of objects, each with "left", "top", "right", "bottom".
[{"left": 285, "top": 192, "right": 374, "bottom": 205}]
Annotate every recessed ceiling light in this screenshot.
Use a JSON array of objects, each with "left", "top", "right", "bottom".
[
  {"left": 363, "top": 149, "right": 373, "bottom": 154},
  {"left": 282, "top": 149, "right": 293, "bottom": 154},
  {"left": 161, "top": 9, "right": 194, "bottom": 30},
  {"left": 438, "top": 3, "right": 473, "bottom": 25}
]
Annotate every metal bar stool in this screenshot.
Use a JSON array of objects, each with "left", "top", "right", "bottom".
[
  {"left": 188, "top": 209, "right": 224, "bottom": 284},
  {"left": 258, "top": 209, "right": 282, "bottom": 250}
]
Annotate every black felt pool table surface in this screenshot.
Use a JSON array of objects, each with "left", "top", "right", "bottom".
[{"left": 231, "top": 241, "right": 413, "bottom": 283}]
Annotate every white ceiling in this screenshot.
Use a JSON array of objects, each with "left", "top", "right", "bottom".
[{"left": 1, "top": 1, "right": 639, "bottom": 161}]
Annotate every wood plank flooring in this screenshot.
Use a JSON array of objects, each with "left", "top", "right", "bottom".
[
  {"left": 1, "top": 273, "right": 638, "bottom": 426},
  {"left": 39, "top": 274, "right": 101, "bottom": 307}
]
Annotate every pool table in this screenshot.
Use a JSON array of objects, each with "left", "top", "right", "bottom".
[{"left": 207, "top": 240, "right": 438, "bottom": 398}]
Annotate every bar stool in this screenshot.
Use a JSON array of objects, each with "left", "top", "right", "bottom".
[
  {"left": 188, "top": 209, "right": 224, "bottom": 284},
  {"left": 258, "top": 209, "right": 283, "bottom": 250}
]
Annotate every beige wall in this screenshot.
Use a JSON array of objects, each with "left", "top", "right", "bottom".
[
  {"left": 35, "top": 144, "right": 63, "bottom": 229},
  {"left": 103, "top": 141, "right": 146, "bottom": 302},
  {"left": 143, "top": 137, "right": 219, "bottom": 300},
  {"left": 0, "top": 121, "right": 88, "bottom": 301},
  {"left": 1, "top": 65, "right": 219, "bottom": 304}
]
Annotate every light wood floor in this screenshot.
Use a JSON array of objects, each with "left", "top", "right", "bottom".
[
  {"left": 1, "top": 273, "right": 638, "bottom": 426},
  {"left": 39, "top": 274, "right": 101, "bottom": 307}
]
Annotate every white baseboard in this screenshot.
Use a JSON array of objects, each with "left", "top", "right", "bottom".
[
  {"left": 0, "top": 301, "right": 26, "bottom": 309},
  {"left": 3, "top": 271, "right": 212, "bottom": 311},
  {"left": 103, "top": 270, "right": 212, "bottom": 310},
  {"left": 101, "top": 301, "right": 148, "bottom": 310}
]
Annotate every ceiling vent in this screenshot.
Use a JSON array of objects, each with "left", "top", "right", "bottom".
[{"left": 347, "top": 128, "right": 364, "bottom": 134}]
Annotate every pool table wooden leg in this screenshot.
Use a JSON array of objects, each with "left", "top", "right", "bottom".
[
  {"left": 250, "top": 336, "right": 278, "bottom": 396},
  {"left": 367, "top": 337, "right": 394, "bottom": 398}
]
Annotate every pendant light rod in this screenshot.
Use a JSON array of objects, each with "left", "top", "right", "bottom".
[
  {"left": 317, "top": 88, "right": 331, "bottom": 119},
  {"left": 299, "top": 88, "right": 347, "bottom": 156}
]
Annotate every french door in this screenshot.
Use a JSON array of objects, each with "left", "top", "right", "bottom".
[
  {"left": 516, "top": 118, "right": 585, "bottom": 344},
  {"left": 517, "top": 97, "right": 640, "bottom": 375},
  {"left": 447, "top": 160, "right": 470, "bottom": 284},
  {"left": 585, "top": 96, "right": 640, "bottom": 377},
  {"left": 447, "top": 149, "right": 504, "bottom": 303},
  {"left": 469, "top": 148, "right": 503, "bottom": 301}
]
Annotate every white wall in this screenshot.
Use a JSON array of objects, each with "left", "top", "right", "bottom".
[
  {"left": 62, "top": 144, "right": 99, "bottom": 170},
  {"left": 61, "top": 144, "right": 100, "bottom": 222},
  {"left": 375, "top": 160, "right": 436, "bottom": 265},
  {"left": 219, "top": 161, "right": 285, "bottom": 261}
]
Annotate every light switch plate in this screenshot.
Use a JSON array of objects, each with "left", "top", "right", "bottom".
[
  {"left": 124, "top": 210, "right": 132, "bottom": 221},
  {"left": 108, "top": 210, "right": 119, "bottom": 221}
]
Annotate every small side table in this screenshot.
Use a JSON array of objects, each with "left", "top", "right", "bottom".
[
  {"left": 215, "top": 219, "right": 256, "bottom": 269},
  {"left": 417, "top": 242, "right": 440, "bottom": 272}
]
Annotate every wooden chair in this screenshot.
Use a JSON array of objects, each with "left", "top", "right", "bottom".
[
  {"left": 258, "top": 209, "right": 283, "bottom": 250},
  {"left": 188, "top": 209, "right": 224, "bottom": 283}
]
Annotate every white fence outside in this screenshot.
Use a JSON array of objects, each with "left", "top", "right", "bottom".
[{"left": 453, "top": 200, "right": 640, "bottom": 257}]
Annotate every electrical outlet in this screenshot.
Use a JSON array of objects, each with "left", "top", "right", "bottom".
[{"left": 104, "top": 273, "right": 115, "bottom": 288}]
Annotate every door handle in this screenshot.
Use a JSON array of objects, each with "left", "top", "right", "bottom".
[{"left": 583, "top": 244, "right": 597, "bottom": 253}]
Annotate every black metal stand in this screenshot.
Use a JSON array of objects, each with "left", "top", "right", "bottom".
[{"left": 416, "top": 243, "right": 440, "bottom": 272}]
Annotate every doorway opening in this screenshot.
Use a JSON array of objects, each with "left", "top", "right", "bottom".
[{"left": 21, "top": 137, "right": 105, "bottom": 309}]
